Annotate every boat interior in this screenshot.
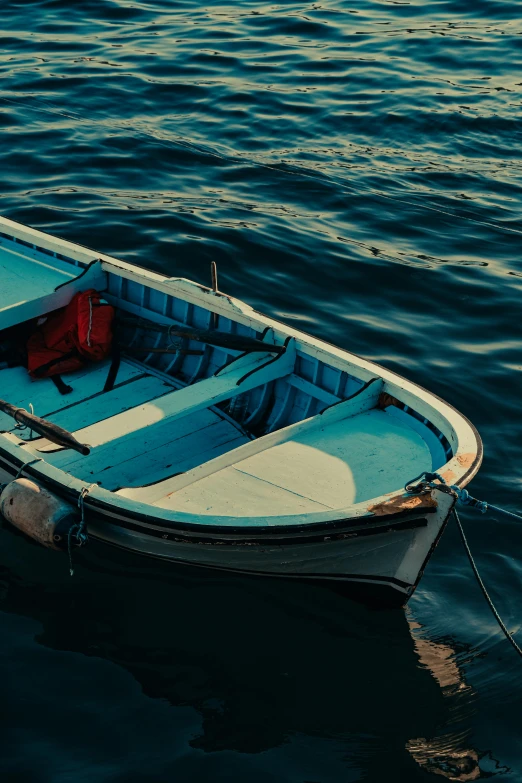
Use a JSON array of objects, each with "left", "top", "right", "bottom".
[{"left": 0, "top": 230, "right": 453, "bottom": 519}]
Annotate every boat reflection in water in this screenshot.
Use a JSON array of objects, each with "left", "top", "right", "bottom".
[
  {"left": 0, "top": 529, "right": 498, "bottom": 780},
  {"left": 406, "top": 620, "right": 481, "bottom": 781}
]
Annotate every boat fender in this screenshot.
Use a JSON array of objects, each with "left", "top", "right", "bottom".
[{"left": 0, "top": 478, "right": 79, "bottom": 550}]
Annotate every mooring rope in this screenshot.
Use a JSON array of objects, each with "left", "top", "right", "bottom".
[
  {"left": 14, "top": 457, "right": 43, "bottom": 479},
  {"left": 0, "top": 458, "right": 43, "bottom": 506},
  {"left": 405, "top": 471, "right": 522, "bottom": 658},
  {"left": 67, "top": 484, "right": 95, "bottom": 576},
  {"left": 405, "top": 471, "right": 522, "bottom": 522},
  {"left": 453, "top": 506, "right": 522, "bottom": 659}
]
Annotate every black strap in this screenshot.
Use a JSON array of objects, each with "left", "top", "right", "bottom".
[
  {"left": 32, "top": 350, "right": 78, "bottom": 378},
  {"left": 53, "top": 258, "right": 103, "bottom": 291},
  {"left": 103, "top": 343, "right": 121, "bottom": 392},
  {"left": 51, "top": 375, "right": 73, "bottom": 395}
]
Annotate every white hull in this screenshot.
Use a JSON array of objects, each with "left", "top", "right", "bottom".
[{"left": 81, "top": 487, "right": 455, "bottom": 604}]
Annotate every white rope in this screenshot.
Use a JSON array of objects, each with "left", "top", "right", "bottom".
[
  {"left": 14, "top": 457, "right": 42, "bottom": 479},
  {"left": 86, "top": 296, "right": 93, "bottom": 347}
]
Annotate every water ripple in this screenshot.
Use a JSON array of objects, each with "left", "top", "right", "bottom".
[{"left": 1, "top": 0, "right": 522, "bottom": 778}]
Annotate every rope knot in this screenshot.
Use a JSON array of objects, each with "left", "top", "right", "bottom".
[
  {"left": 405, "top": 472, "right": 492, "bottom": 514},
  {"left": 404, "top": 470, "right": 447, "bottom": 494},
  {"left": 452, "top": 486, "right": 488, "bottom": 513}
]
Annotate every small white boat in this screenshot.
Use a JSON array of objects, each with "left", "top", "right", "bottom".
[{"left": 0, "top": 215, "right": 482, "bottom": 605}]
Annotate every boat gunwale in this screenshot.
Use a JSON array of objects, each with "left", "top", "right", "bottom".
[
  {"left": 0, "top": 432, "right": 473, "bottom": 536},
  {"left": 0, "top": 445, "right": 435, "bottom": 542}
]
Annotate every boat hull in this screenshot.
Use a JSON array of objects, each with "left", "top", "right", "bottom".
[
  {"left": 0, "top": 453, "right": 455, "bottom": 606},
  {"left": 79, "top": 490, "right": 455, "bottom": 606}
]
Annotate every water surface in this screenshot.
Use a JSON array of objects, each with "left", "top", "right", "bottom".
[{"left": 0, "top": 0, "right": 521, "bottom": 779}]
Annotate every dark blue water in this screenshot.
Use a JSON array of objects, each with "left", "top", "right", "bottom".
[{"left": 1, "top": 0, "right": 521, "bottom": 779}]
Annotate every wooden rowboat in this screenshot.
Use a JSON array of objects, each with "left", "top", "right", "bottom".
[{"left": 0, "top": 215, "right": 482, "bottom": 605}]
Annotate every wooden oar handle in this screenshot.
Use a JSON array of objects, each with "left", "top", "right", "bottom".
[{"left": 0, "top": 400, "right": 90, "bottom": 456}]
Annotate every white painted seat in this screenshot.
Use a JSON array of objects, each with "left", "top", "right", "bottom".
[
  {"left": 30, "top": 338, "right": 295, "bottom": 488},
  {"left": 41, "top": 339, "right": 295, "bottom": 460},
  {"left": 0, "top": 248, "right": 106, "bottom": 331},
  {"left": 0, "top": 358, "right": 252, "bottom": 491},
  {"left": 118, "top": 376, "right": 385, "bottom": 503}
]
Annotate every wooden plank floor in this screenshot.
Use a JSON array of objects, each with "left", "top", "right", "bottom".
[
  {"left": 0, "top": 358, "right": 250, "bottom": 490},
  {"left": 49, "top": 408, "right": 249, "bottom": 490},
  {"left": 0, "top": 361, "right": 144, "bottom": 432},
  {"left": 155, "top": 409, "right": 432, "bottom": 516}
]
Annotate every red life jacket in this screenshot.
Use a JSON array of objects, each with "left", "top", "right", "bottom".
[{"left": 27, "top": 289, "right": 115, "bottom": 378}]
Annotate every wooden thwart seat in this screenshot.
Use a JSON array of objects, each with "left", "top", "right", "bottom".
[
  {"left": 0, "top": 251, "right": 106, "bottom": 331},
  {"left": 118, "top": 377, "right": 386, "bottom": 505},
  {"left": 28, "top": 337, "right": 297, "bottom": 488}
]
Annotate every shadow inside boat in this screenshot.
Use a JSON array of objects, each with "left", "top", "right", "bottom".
[{"left": 0, "top": 528, "right": 486, "bottom": 780}]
